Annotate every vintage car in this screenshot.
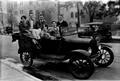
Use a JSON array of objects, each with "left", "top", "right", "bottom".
[
  {"left": 78, "top": 22, "right": 112, "bottom": 42},
  {"left": 6, "top": 26, "right": 13, "bottom": 34},
  {"left": 12, "top": 27, "right": 114, "bottom": 79}
]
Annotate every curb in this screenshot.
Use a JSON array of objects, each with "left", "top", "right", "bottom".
[
  {"left": 0, "top": 59, "right": 41, "bottom": 81},
  {"left": 112, "top": 36, "right": 120, "bottom": 39}
]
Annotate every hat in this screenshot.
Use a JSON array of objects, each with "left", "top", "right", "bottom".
[{"left": 29, "top": 10, "right": 34, "bottom": 14}]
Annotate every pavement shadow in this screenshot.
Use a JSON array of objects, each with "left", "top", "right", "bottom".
[
  {"left": 23, "top": 66, "right": 58, "bottom": 80},
  {"left": 109, "top": 39, "right": 120, "bottom": 43},
  {"left": 23, "top": 62, "right": 72, "bottom": 80},
  {"left": 101, "top": 39, "right": 120, "bottom": 43}
]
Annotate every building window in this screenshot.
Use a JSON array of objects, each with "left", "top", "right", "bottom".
[
  {"left": 20, "top": 2, "right": 23, "bottom": 6},
  {"left": 15, "top": 11, "right": 18, "bottom": 15},
  {"left": 71, "top": 12, "right": 74, "bottom": 18},
  {"left": 75, "top": 12, "right": 78, "bottom": 18},
  {"left": 20, "top": 10, "right": 23, "bottom": 14},
  {"left": 29, "top": 1, "right": 33, "bottom": 5},
  {"left": 14, "top": 2, "right": 17, "bottom": 8},
  {"left": 0, "top": 1, "right": 1, "bottom": 8}
]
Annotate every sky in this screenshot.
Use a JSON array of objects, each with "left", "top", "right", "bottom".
[{"left": 1, "top": 0, "right": 117, "bottom": 3}]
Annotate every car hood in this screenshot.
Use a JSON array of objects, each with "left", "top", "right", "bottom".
[{"left": 64, "top": 36, "right": 91, "bottom": 44}]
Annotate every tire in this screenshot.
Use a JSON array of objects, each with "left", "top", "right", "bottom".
[
  {"left": 69, "top": 55, "right": 95, "bottom": 79},
  {"left": 95, "top": 47, "right": 114, "bottom": 67},
  {"left": 20, "top": 52, "right": 33, "bottom": 67}
]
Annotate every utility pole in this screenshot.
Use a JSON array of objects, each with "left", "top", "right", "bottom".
[
  {"left": 57, "top": 0, "right": 60, "bottom": 21},
  {"left": 1, "top": 8, "right": 4, "bottom": 27},
  {"left": 77, "top": 2, "right": 80, "bottom": 32}
]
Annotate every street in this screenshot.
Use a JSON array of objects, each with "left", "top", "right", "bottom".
[{"left": 0, "top": 35, "right": 120, "bottom": 80}]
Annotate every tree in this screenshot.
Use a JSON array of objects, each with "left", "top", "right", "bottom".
[
  {"left": 83, "top": 1, "right": 102, "bottom": 22},
  {"left": 42, "top": 6, "right": 56, "bottom": 26},
  {"left": 7, "top": 6, "right": 18, "bottom": 28},
  {"left": 35, "top": 2, "right": 57, "bottom": 26}
]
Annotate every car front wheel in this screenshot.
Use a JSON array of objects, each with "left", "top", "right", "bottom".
[
  {"left": 69, "top": 55, "right": 95, "bottom": 79},
  {"left": 95, "top": 47, "right": 114, "bottom": 67},
  {"left": 20, "top": 52, "right": 33, "bottom": 67}
]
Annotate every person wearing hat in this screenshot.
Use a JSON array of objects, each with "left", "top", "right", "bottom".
[
  {"left": 34, "top": 14, "right": 50, "bottom": 39},
  {"left": 57, "top": 14, "right": 68, "bottom": 36},
  {"left": 26, "top": 10, "right": 42, "bottom": 39}
]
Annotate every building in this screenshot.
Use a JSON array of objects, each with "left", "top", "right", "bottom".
[
  {"left": 0, "top": 0, "right": 7, "bottom": 29},
  {"left": 17, "top": 0, "right": 58, "bottom": 25},
  {"left": 59, "top": 1, "right": 89, "bottom": 27},
  {"left": 7, "top": 1, "right": 19, "bottom": 30},
  {"left": 2, "top": 0, "right": 88, "bottom": 29}
]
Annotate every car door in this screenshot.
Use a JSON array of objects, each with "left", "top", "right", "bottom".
[{"left": 40, "top": 38, "right": 61, "bottom": 53}]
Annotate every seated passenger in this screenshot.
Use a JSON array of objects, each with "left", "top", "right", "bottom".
[
  {"left": 34, "top": 15, "right": 48, "bottom": 39},
  {"left": 34, "top": 15, "right": 55, "bottom": 40},
  {"left": 115, "top": 13, "right": 120, "bottom": 24},
  {"left": 48, "top": 21, "right": 60, "bottom": 37},
  {"left": 19, "top": 15, "right": 29, "bottom": 33}
]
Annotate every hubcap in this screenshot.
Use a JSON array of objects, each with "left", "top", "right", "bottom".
[
  {"left": 71, "top": 59, "right": 90, "bottom": 76},
  {"left": 22, "top": 52, "right": 31, "bottom": 64},
  {"left": 98, "top": 49, "right": 110, "bottom": 64}
]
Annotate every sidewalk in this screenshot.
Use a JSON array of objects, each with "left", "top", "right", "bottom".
[
  {"left": 112, "top": 36, "right": 120, "bottom": 40},
  {"left": 0, "top": 59, "right": 41, "bottom": 81}
]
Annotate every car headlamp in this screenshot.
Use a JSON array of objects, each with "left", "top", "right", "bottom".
[
  {"left": 98, "top": 45, "right": 102, "bottom": 50},
  {"left": 88, "top": 47, "right": 92, "bottom": 54}
]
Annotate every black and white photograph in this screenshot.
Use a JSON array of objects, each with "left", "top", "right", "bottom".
[{"left": 0, "top": 0, "right": 120, "bottom": 80}]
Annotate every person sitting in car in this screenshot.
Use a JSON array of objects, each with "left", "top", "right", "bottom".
[
  {"left": 19, "top": 15, "right": 28, "bottom": 33},
  {"left": 114, "top": 13, "right": 120, "bottom": 24},
  {"left": 18, "top": 15, "right": 35, "bottom": 53},
  {"left": 48, "top": 21, "right": 60, "bottom": 37},
  {"left": 26, "top": 11, "right": 42, "bottom": 40},
  {"left": 57, "top": 14, "right": 68, "bottom": 36},
  {"left": 34, "top": 15, "right": 48, "bottom": 39},
  {"left": 34, "top": 15, "right": 55, "bottom": 40}
]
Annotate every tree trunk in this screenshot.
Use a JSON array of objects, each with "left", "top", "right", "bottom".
[
  {"left": 90, "top": 16, "right": 94, "bottom": 22},
  {"left": 89, "top": 16, "right": 94, "bottom": 30}
]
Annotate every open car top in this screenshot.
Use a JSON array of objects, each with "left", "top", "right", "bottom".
[
  {"left": 85, "top": 22, "right": 103, "bottom": 26},
  {"left": 64, "top": 35, "right": 91, "bottom": 44}
]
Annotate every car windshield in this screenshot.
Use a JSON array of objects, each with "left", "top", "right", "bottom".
[{"left": 61, "top": 27, "right": 78, "bottom": 37}]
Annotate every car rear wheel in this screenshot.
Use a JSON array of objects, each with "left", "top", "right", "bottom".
[
  {"left": 69, "top": 55, "right": 95, "bottom": 79},
  {"left": 20, "top": 52, "right": 33, "bottom": 67},
  {"left": 95, "top": 47, "right": 114, "bottom": 67}
]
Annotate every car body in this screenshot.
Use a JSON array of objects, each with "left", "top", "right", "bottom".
[
  {"left": 12, "top": 26, "right": 114, "bottom": 79},
  {"left": 78, "top": 22, "right": 112, "bottom": 42},
  {"left": 6, "top": 26, "right": 13, "bottom": 34}
]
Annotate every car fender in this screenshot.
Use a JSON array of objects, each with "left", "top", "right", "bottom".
[
  {"left": 99, "top": 43, "right": 112, "bottom": 48},
  {"left": 12, "top": 33, "right": 20, "bottom": 42},
  {"left": 69, "top": 49, "right": 91, "bottom": 57}
]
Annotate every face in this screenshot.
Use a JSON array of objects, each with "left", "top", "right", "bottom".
[
  {"left": 52, "top": 22, "right": 56, "bottom": 27},
  {"left": 29, "top": 13, "right": 34, "bottom": 20},
  {"left": 21, "top": 17, "right": 26, "bottom": 22},
  {"left": 109, "top": 4, "right": 115, "bottom": 9},
  {"left": 39, "top": 16, "right": 44, "bottom": 21},
  {"left": 59, "top": 15, "right": 63, "bottom": 21}
]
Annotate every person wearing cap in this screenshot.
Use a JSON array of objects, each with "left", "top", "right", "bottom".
[
  {"left": 26, "top": 10, "right": 42, "bottom": 39},
  {"left": 26, "top": 10, "right": 35, "bottom": 29},
  {"left": 57, "top": 14, "right": 68, "bottom": 36},
  {"left": 105, "top": 1, "right": 117, "bottom": 17},
  {"left": 34, "top": 15, "right": 48, "bottom": 31},
  {"left": 34, "top": 15, "right": 50, "bottom": 38}
]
